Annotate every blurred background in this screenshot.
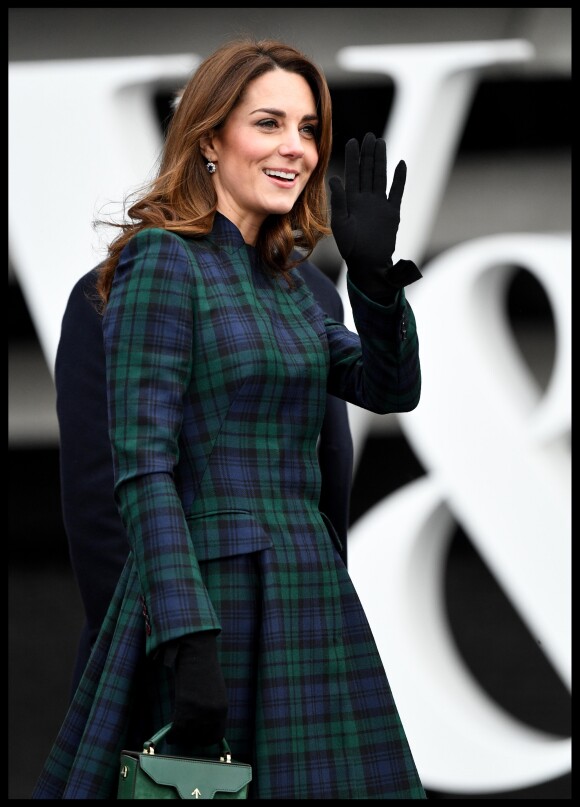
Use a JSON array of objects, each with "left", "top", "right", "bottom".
[{"left": 9, "top": 8, "right": 570, "bottom": 800}]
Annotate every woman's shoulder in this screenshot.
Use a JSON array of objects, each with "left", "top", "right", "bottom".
[
  {"left": 121, "top": 227, "right": 214, "bottom": 268},
  {"left": 113, "top": 228, "right": 213, "bottom": 292},
  {"left": 127, "top": 227, "right": 205, "bottom": 252}
]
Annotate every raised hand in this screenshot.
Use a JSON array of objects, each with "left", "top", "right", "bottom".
[{"left": 329, "top": 132, "right": 421, "bottom": 301}]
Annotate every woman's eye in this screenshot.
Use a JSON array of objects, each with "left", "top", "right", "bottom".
[
  {"left": 257, "top": 119, "right": 278, "bottom": 130},
  {"left": 301, "top": 124, "right": 317, "bottom": 138}
]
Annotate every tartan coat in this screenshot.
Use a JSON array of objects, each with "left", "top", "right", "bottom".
[
  {"left": 33, "top": 213, "right": 425, "bottom": 800},
  {"left": 55, "top": 259, "right": 352, "bottom": 699}
]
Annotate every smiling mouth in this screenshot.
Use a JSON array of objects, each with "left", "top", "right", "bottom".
[{"left": 264, "top": 169, "right": 297, "bottom": 182}]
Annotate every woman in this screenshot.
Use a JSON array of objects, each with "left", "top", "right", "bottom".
[
  {"left": 56, "top": 256, "right": 353, "bottom": 702},
  {"left": 33, "top": 37, "right": 425, "bottom": 799}
]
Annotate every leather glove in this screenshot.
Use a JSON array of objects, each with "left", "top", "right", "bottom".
[
  {"left": 329, "top": 132, "right": 422, "bottom": 303},
  {"left": 165, "top": 631, "right": 228, "bottom": 747}
]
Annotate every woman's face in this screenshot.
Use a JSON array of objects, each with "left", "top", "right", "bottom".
[{"left": 204, "top": 68, "right": 320, "bottom": 245}]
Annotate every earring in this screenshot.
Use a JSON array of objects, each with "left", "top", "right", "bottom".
[{"left": 206, "top": 161, "right": 216, "bottom": 174}]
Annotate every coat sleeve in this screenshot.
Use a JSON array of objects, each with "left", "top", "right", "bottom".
[
  {"left": 326, "top": 277, "right": 421, "bottom": 414},
  {"left": 102, "top": 228, "right": 221, "bottom": 656}
]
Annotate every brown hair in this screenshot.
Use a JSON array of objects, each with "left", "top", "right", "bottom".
[{"left": 96, "top": 37, "right": 333, "bottom": 305}]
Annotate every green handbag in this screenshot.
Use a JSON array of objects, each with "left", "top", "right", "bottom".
[{"left": 117, "top": 724, "right": 252, "bottom": 799}]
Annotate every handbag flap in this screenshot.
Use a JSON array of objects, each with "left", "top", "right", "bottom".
[{"left": 139, "top": 753, "right": 252, "bottom": 799}]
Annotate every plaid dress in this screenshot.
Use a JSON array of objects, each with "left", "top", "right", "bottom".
[{"left": 33, "top": 213, "right": 425, "bottom": 799}]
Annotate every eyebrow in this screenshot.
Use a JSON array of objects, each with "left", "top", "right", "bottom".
[{"left": 250, "top": 107, "right": 318, "bottom": 121}]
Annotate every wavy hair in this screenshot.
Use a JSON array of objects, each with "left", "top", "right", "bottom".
[{"left": 96, "top": 37, "right": 333, "bottom": 305}]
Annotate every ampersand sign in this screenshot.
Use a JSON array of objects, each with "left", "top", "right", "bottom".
[{"left": 348, "top": 232, "right": 571, "bottom": 793}]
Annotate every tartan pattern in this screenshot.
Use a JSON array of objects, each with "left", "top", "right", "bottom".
[{"left": 33, "top": 214, "right": 424, "bottom": 799}]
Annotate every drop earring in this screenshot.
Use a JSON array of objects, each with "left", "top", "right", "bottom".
[{"left": 206, "top": 161, "right": 216, "bottom": 174}]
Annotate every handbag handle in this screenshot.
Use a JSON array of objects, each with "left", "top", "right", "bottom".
[{"left": 143, "top": 723, "right": 232, "bottom": 762}]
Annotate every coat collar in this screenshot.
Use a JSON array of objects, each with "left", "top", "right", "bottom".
[
  {"left": 206, "top": 212, "right": 306, "bottom": 294},
  {"left": 208, "top": 212, "right": 254, "bottom": 253}
]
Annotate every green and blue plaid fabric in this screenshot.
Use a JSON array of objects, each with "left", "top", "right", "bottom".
[{"left": 33, "top": 214, "right": 424, "bottom": 799}]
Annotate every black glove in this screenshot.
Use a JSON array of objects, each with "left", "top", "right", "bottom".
[
  {"left": 165, "top": 631, "right": 228, "bottom": 747},
  {"left": 329, "top": 132, "right": 422, "bottom": 303}
]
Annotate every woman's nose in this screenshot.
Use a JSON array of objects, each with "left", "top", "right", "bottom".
[{"left": 278, "top": 133, "right": 304, "bottom": 158}]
